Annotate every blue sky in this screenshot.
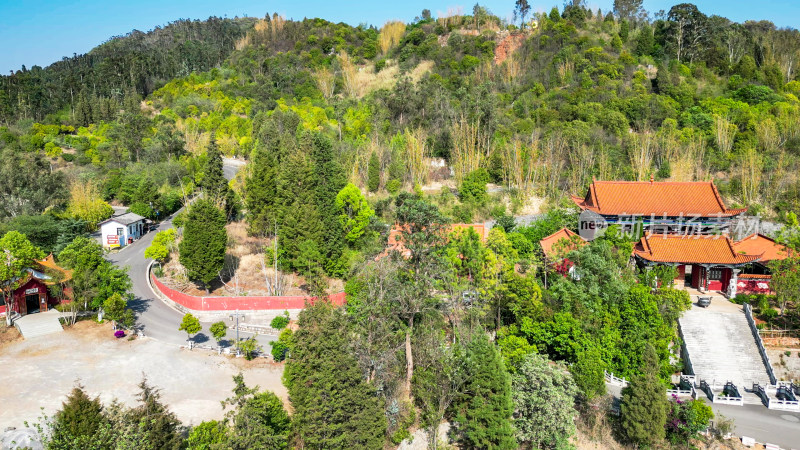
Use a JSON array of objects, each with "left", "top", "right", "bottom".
[{"left": 1, "top": 0, "right": 799, "bottom": 74}]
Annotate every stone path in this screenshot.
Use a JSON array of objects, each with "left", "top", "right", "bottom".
[{"left": 679, "top": 297, "right": 772, "bottom": 388}]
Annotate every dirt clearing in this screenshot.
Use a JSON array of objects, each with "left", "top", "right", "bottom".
[{"left": 0, "top": 321, "right": 286, "bottom": 430}]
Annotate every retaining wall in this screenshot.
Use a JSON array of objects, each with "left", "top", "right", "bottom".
[{"left": 150, "top": 272, "right": 346, "bottom": 313}]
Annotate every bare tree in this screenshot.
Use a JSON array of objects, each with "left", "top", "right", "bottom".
[
  {"left": 218, "top": 254, "right": 243, "bottom": 296},
  {"left": 259, "top": 224, "right": 286, "bottom": 296}
]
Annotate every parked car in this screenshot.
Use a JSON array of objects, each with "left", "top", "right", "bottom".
[{"left": 697, "top": 296, "right": 711, "bottom": 308}]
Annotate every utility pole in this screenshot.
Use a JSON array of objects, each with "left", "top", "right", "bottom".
[{"left": 229, "top": 310, "right": 244, "bottom": 355}]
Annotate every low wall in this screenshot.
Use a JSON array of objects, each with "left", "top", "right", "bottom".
[
  {"left": 744, "top": 303, "right": 778, "bottom": 385},
  {"left": 150, "top": 272, "right": 346, "bottom": 313}
]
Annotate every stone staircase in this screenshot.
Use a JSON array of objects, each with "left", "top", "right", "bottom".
[
  {"left": 679, "top": 303, "right": 772, "bottom": 390},
  {"left": 14, "top": 310, "right": 64, "bottom": 339}
]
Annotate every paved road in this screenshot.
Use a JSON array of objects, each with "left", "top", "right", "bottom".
[
  {"left": 606, "top": 382, "right": 800, "bottom": 448},
  {"left": 106, "top": 160, "right": 276, "bottom": 350},
  {"left": 710, "top": 403, "right": 800, "bottom": 449}
]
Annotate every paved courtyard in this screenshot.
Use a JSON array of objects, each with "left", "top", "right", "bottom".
[{"left": 0, "top": 321, "right": 286, "bottom": 431}]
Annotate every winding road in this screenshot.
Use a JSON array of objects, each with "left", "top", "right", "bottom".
[{"left": 106, "top": 158, "right": 276, "bottom": 349}]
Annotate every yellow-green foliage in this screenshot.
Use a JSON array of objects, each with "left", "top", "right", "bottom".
[
  {"left": 65, "top": 181, "right": 113, "bottom": 231},
  {"left": 273, "top": 98, "right": 337, "bottom": 131}
]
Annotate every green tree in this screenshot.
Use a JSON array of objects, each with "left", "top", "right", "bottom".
[
  {"left": 512, "top": 353, "right": 579, "bottom": 448},
  {"left": 245, "top": 141, "right": 278, "bottom": 235},
  {"left": 0, "top": 214, "right": 60, "bottom": 254},
  {"left": 123, "top": 377, "right": 184, "bottom": 450},
  {"left": 453, "top": 334, "right": 516, "bottom": 449},
  {"left": 515, "top": 0, "right": 531, "bottom": 27},
  {"left": 769, "top": 257, "right": 800, "bottom": 315},
  {"left": 201, "top": 132, "right": 229, "bottom": 203},
  {"left": 49, "top": 385, "right": 106, "bottom": 446},
  {"left": 367, "top": 152, "right": 380, "bottom": 193},
  {"left": 144, "top": 229, "right": 177, "bottom": 263},
  {"left": 270, "top": 311, "right": 290, "bottom": 329},
  {"left": 335, "top": 183, "right": 375, "bottom": 245},
  {"left": 613, "top": 0, "right": 644, "bottom": 21},
  {"left": 179, "top": 313, "right": 202, "bottom": 343},
  {"left": 65, "top": 181, "right": 113, "bottom": 231},
  {"left": 0, "top": 231, "right": 45, "bottom": 325},
  {"left": 620, "top": 344, "right": 667, "bottom": 446},
  {"left": 103, "top": 292, "right": 127, "bottom": 324},
  {"left": 229, "top": 391, "right": 290, "bottom": 448},
  {"left": 187, "top": 420, "right": 228, "bottom": 450},
  {"left": 270, "top": 328, "right": 294, "bottom": 362},
  {"left": 284, "top": 303, "right": 386, "bottom": 449},
  {"left": 276, "top": 152, "right": 322, "bottom": 273},
  {"left": 237, "top": 337, "right": 262, "bottom": 360},
  {"left": 179, "top": 198, "right": 227, "bottom": 290},
  {"left": 210, "top": 321, "right": 227, "bottom": 348},
  {"left": 459, "top": 168, "right": 490, "bottom": 207},
  {"left": 58, "top": 236, "right": 132, "bottom": 310},
  {"left": 310, "top": 133, "right": 347, "bottom": 275}
]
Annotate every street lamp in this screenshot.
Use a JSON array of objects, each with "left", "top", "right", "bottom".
[{"left": 229, "top": 310, "right": 244, "bottom": 355}]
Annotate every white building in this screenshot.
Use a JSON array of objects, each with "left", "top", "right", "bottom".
[{"left": 99, "top": 213, "right": 146, "bottom": 249}]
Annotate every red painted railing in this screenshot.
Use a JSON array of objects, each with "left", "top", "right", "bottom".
[{"left": 150, "top": 273, "right": 346, "bottom": 311}]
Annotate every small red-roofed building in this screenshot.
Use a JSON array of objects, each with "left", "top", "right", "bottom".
[
  {"left": 731, "top": 233, "right": 794, "bottom": 294},
  {"left": 539, "top": 228, "right": 586, "bottom": 261},
  {"left": 1, "top": 255, "right": 73, "bottom": 318}
]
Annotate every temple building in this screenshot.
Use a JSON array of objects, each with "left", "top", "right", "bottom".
[
  {"left": 1, "top": 255, "right": 72, "bottom": 317},
  {"left": 571, "top": 178, "right": 748, "bottom": 235},
  {"left": 535, "top": 179, "right": 793, "bottom": 298}
]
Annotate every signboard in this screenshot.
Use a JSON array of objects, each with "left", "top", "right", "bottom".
[
  {"left": 25, "top": 287, "right": 38, "bottom": 295},
  {"left": 579, "top": 210, "right": 608, "bottom": 241},
  {"left": 106, "top": 235, "right": 120, "bottom": 248}
]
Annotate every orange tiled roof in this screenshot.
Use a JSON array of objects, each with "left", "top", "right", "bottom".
[
  {"left": 450, "top": 223, "right": 490, "bottom": 242},
  {"left": 539, "top": 228, "right": 586, "bottom": 260},
  {"left": 634, "top": 234, "right": 762, "bottom": 265},
  {"left": 378, "top": 223, "right": 488, "bottom": 260},
  {"left": 733, "top": 234, "right": 792, "bottom": 263},
  {"left": 35, "top": 254, "right": 73, "bottom": 283},
  {"left": 572, "top": 180, "right": 747, "bottom": 217}
]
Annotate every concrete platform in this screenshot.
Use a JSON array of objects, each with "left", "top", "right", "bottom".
[{"left": 14, "top": 310, "right": 63, "bottom": 339}]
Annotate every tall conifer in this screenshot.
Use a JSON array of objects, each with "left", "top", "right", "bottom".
[
  {"left": 202, "top": 132, "right": 229, "bottom": 203},
  {"left": 179, "top": 198, "right": 227, "bottom": 290},
  {"left": 309, "top": 133, "right": 346, "bottom": 275},
  {"left": 454, "top": 334, "right": 516, "bottom": 449},
  {"left": 620, "top": 344, "right": 667, "bottom": 446},
  {"left": 367, "top": 152, "right": 380, "bottom": 192},
  {"left": 284, "top": 303, "right": 386, "bottom": 449},
  {"left": 245, "top": 142, "right": 277, "bottom": 235}
]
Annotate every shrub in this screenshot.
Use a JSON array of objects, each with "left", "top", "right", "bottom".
[
  {"left": 459, "top": 168, "right": 490, "bottom": 206},
  {"left": 270, "top": 311, "right": 290, "bottom": 330},
  {"left": 270, "top": 328, "right": 294, "bottom": 362},
  {"left": 386, "top": 179, "right": 401, "bottom": 194}
]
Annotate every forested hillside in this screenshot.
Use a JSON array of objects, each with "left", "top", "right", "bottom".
[
  {"left": 4, "top": 2, "right": 800, "bottom": 448},
  {"left": 0, "top": 16, "right": 256, "bottom": 123}
]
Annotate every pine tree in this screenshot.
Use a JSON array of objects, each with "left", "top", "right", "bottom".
[
  {"left": 276, "top": 151, "right": 321, "bottom": 273},
  {"left": 202, "top": 132, "right": 229, "bottom": 203},
  {"left": 245, "top": 141, "right": 278, "bottom": 235},
  {"left": 454, "top": 334, "right": 516, "bottom": 449},
  {"left": 50, "top": 385, "right": 106, "bottom": 445},
  {"left": 620, "top": 344, "right": 667, "bottom": 446},
  {"left": 179, "top": 198, "right": 227, "bottom": 290},
  {"left": 367, "top": 151, "right": 380, "bottom": 192},
  {"left": 284, "top": 303, "right": 386, "bottom": 449},
  {"left": 309, "top": 133, "right": 347, "bottom": 275},
  {"left": 124, "top": 378, "right": 184, "bottom": 450}
]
